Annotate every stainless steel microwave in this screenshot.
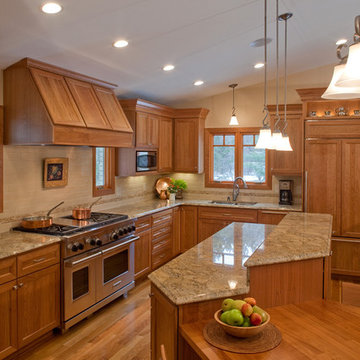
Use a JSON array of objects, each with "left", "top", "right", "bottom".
[{"left": 136, "top": 151, "right": 157, "bottom": 172}]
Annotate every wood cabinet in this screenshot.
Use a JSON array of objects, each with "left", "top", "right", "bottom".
[
  {"left": 4, "top": 58, "right": 133, "bottom": 147},
  {"left": 198, "top": 218, "right": 230, "bottom": 243},
  {"left": 134, "top": 216, "right": 152, "bottom": 280},
  {"left": 0, "top": 244, "right": 60, "bottom": 359},
  {"left": 180, "top": 206, "right": 198, "bottom": 252},
  {"left": 331, "top": 238, "right": 360, "bottom": 277},
  {"left": 158, "top": 117, "right": 173, "bottom": 172},
  {"left": 269, "top": 104, "right": 303, "bottom": 175},
  {"left": 257, "top": 210, "right": 288, "bottom": 225},
  {"left": 305, "top": 139, "right": 342, "bottom": 236},
  {"left": 17, "top": 264, "right": 60, "bottom": 348},
  {"left": 0, "top": 281, "right": 17, "bottom": 359},
  {"left": 172, "top": 208, "right": 181, "bottom": 257},
  {"left": 136, "top": 113, "right": 159, "bottom": 148}
]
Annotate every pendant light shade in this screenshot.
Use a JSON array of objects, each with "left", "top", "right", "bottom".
[
  {"left": 229, "top": 84, "right": 239, "bottom": 126},
  {"left": 255, "top": 127, "right": 274, "bottom": 149},
  {"left": 336, "top": 42, "right": 360, "bottom": 88},
  {"left": 276, "top": 135, "right": 292, "bottom": 151},
  {"left": 322, "top": 63, "right": 360, "bottom": 99}
]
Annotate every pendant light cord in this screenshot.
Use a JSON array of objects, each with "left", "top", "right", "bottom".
[
  {"left": 283, "top": 16, "right": 288, "bottom": 134},
  {"left": 262, "top": 0, "right": 269, "bottom": 127},
  {"left": 275, "top": 0, "right": 281, "bottom": 130},
  {"left": 232, "top": 86, "right": 235, "bottom": 115}
]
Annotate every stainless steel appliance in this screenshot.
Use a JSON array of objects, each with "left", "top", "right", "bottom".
[
  {"left": 279, "top": 180, "right": 293, "bottom": 205},
  {"left": 14, "top": 212, "right": 138, "bottom": 330},
  {"left": 136, "top": 150, "right": 157, "bottom": 172}
]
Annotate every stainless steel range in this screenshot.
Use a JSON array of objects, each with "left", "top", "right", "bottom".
[{"left": 14, "top": 212, "right": 138, "bottom": 330}]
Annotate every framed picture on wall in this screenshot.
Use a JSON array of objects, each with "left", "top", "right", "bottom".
[{"left": 44, "top": 158, "right": 68, "bottom": 188}]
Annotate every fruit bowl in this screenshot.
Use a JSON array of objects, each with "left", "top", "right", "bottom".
[{"left": 214, "top": 309, "right": 270, "bottom": 338}]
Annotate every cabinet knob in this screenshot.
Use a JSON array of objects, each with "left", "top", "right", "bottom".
[
  {"left": 18, "top": 282, "right": 24, "bottom": 288},
  {"left": 149, "top": 293, "right": 154, "bottom": 298},
  {"left": 13, "top": 285, "right": 18, "bottom": 291}
]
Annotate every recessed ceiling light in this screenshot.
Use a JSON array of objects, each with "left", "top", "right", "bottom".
[
  {"left": 41, "top": 2, "right": 62, "bottom": 14},
  {"left": 254, "top": 63, "right": 264, "bottom": 69},
  {"left": 194, "top": 80, "right": 204, "bottom": 86},
  {"left": 113, "top": 40, "right": 129, "bottom": 48},
  {"left": 163, "top": 64, "right": 175, "bottom": 71},
  {"left": 336, "top": 39, "right": 347, "bottom": 45}
]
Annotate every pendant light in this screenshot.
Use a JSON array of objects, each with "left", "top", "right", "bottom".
[
  {"left": 277, "top": 12, "right": 293, "bottom": 151},
  {"left": 229, "top": 84, "right": 239, "bottom": 126},
  {"left": 256, "top": 0, "right": 274, "bottom": 149},
  {"left": 322, "top": 43, "right": 360, "bottom": 99},
  {"left": 336, "top": 15, "right": 360, "bottom": 88},
  {"left": 272, "top": 0, "right": 284, "bottom": 148}
]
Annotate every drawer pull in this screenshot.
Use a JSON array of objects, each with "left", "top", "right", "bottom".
[
  {"left": 153, "top": 228, "right": 169, "bottom": 237},
  {"left": 112, "top": 280, "right": 122, "bottom": 288},
  {"left": 159, "top": 253, "right": 166, "bottom": 259},
  {"left": 153, "top": 215, "right": 172, "bottom": 224},
  {"left": 222, "top": 213, "right": 233, "bottom": 216},
  {"left": 136, "top": 223, "right": 149, "bottom": 230},
  {"left": 153, "top": 240, "right": 167, "bottom": 250},
  {"left": 33, "top": 257, "right": 46, "bottom": 263}
]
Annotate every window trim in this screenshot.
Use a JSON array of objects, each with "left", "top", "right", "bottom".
[
  {"left": 92, "top": 147, "right": 115, "bottom": 197},
  {"left": 205, "top": 127, "right": 272, "bottom": 190}
]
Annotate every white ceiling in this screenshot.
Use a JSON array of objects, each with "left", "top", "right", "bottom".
[{"left": 0, "top": 0, "right": 359, "bottom": 105}]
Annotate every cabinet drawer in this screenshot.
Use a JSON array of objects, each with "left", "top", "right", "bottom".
[
  {"left": 135, "top": 216, "right": 151, "bottom": 234},
  {"left": 257, "top": 210, "right": 288, "bottom": 225},
  {"left": 152, "top": 244, "right": 172, "bottom": 270},
  {"left": 17, "top": 244, "right": 60, "bottom": 277},
  {"left": 0, "top": 256, "right": 16, "bottom": 285},
  {"left": 198, "top": 206, "right": 258, "bottom": 223},
  {"left": 152, "top": 224, "right": 172, "bottom": 240},
  {"left": 152, "top": 233, "right": 171, "bottom": 253},
  {"left": 152, "top": 209, "right": 173, "bottom": 228}
]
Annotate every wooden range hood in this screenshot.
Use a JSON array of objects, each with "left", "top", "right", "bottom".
[{"left": 4, "top": 58, "right": 133, "bottom": 147}]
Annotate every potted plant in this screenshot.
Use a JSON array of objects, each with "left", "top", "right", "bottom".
[{"left": 167, "top": 178, "right": 188, "bottom": 200}]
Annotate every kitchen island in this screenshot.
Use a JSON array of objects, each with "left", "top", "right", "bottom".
[{"left": 148, "top": 212, "right": 332, "bottom": 360}]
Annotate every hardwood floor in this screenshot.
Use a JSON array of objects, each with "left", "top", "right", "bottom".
[{"left": 20, "top": 280, "right": 151, "bottom": 360}]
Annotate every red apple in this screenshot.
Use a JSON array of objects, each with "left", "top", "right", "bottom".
[
  {"left": 241, "top": 303, "right": 253, "bottom": 317},
  {"left": 250, "top": 313, "right": 262, "bottom": 326},
  {"left": 244, "top": 297, "right": 256, "bottom": 306}
]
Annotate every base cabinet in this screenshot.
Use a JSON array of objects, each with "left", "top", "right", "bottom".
[
  {"left": 198, "top": 219, "right": 230, "bottom": 243},
  {"left": 180, "top": 206, "right": 198, "bottom": 252},
  {"left": 134, "top": 216, "right": 152, "bottom": 280}
]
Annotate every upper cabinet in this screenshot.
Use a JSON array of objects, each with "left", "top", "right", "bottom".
[
  {"left": 173, "top": 108, "right": 209, "bottom": 173},
  {"left": 136, "top": 113, "right": 159, "bottom": 148},
  {"left": 268, "top": 104, "right": 303, "bottom": 175},
  {"left": 4, "top": 58, "right": 133, "bottom": 147},
  {"left": 158, "top": 117, "right": 173, "bottom": 173}
]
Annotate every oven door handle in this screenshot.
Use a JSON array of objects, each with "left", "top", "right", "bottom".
[
  {"left": 101, "top": 236, "right": 139, "bottom": 254},
  {"left": 65, "top": 251, "right": 102, "bottom": 267}
]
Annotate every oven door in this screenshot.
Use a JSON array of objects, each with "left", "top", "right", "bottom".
[
  {"left": 63, "top": 250, "right": 101, "bottom": 321},
  {"left": 97, "top": 236, "right": 136, "bottom": 300}
]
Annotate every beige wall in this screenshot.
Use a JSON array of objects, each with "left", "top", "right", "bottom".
[{"left": 0, "top": 63, "right": 335, "bottom": 231}]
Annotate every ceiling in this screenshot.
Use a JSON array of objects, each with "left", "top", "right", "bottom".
[{"left": 0, "top": 0, "right": 359, "bottom": 105}]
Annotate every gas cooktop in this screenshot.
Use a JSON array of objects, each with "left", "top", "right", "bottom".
[{"left": 13, "top": 212, "right": 129, "bottom": 236}]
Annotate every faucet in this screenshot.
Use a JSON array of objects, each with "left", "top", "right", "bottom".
[{"left": 232, "top": 176, "right": 248, "bottom": 201}]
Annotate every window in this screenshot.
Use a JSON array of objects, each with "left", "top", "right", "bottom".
[
  {"left": 92, "top": 147, "right": 115, "bottom": 197},
  {"left": 205, "top": 128, "right": 271, "bottom": 189}
]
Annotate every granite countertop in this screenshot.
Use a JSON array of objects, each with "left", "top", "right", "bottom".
[
  {"left": 106, "top": 199, "right": 302, "bottom": 219},
  {"left": 148, "top": 222, "right": 275, "bottom": 305},
  {"left": 0, "top": 231, "right": 61, "bottom": 260},
  {"left": 148, "top": 212, "right": 332, "bottom": 305}
]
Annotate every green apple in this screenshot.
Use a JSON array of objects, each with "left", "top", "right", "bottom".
[
  {"left": 227, "top": 309, "right": 244, "bottom": 327},
  {"left": 252, "top": 305, "right": 267, "bottom": 323},
  {"left": 221, "top": 298, "right": 235, "bottom": 312},
  {"left": 242, "top": 316, "right": 251, "bottom": 327},
  {"left": 220, "top": 311, "right": 230, "bottom": 324},
  {"left": 232, "top": 299, "right": 246, "bottom": 311}
]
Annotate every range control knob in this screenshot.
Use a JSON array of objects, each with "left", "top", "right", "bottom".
[
  {"left": 77, "top": 242, "right": 84, "bottom": 250},
  {"left": 123, "top": 227, "right": 128, "bottom": 234},
  {"left": 118, "top": 229, "right": 124, "bottom": 236},
  {"left": 132, "top": 225, "right": 136, "bottom": 232},
  {"left": 111, "top": 232, "right": 119, "bottom": 241},
  {"left": 86, "top": 238, "right": 96, "bottom": 246},
  {"left": 95, "top": 239, "right": 102, "bottom": 246},
  {"left": 68, "top": 243, "right": 80, "bottom": 252},
  {"left": 127, "top": 226, "right": 133, "bottom": 233}
]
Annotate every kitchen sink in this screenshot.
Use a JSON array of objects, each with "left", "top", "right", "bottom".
[{"left": 210, "top": 200, "right": 257, "bottom": 206}]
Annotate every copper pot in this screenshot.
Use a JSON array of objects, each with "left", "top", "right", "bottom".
[
  {"left": 21, "top": 201, "right": 64, "bottom": 229},
  {"left": 72, "top": 197, "right": 101, "bottom": 220}
]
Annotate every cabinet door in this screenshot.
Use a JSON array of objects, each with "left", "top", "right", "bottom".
[
  {"left": 0, "top": 281, "right": 17, "bottom": 360},
  {"left": 198, "top": 218, "right": 230, "bottom": 242},
  {"left": 331, "top": 239, "right": 360, "bottom": 277},
  {"left": 305, "top": 139, "right": 342, "bottom": 236},
  {"left": 65, "top": 78, "right": 111, "bottom": 130},
  {"left": 257, "top": 210, "right": 288, "bottom": 225},
  {"left": 158, "top": 117, "right": 173, "bottom": 172},
  {"left": 30, "top": 68, "right": 85, "bottom": 127},
  {"left": 17, "top": 264, "right": 60, "bottom": 348},
  {"left": 174, "top": 118, "right": 199, "bottom": 172},
  {"left": 341, "top": 140, "right": 360, "bottom": 237},
  {"left": 172, "top": 208, "right": 181, "bottom": 257},
  {"left": 180, "top": 206, "right": 198, "bottom": 252},
  {"left": 134, "top": 229, "right": 151, "bottom": 280},
  {"left": 93, "top": 85, "right": 133, "bottom": 132},
  {"left": 136, "top": 113, "right": 159, "bottom": 148},
  {"left": 271, "top": 114, "right": 303, "bottom": 175}
]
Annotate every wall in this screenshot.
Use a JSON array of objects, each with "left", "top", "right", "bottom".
[{"left": 0, "top": 63, "right": 335, "bottom": 231}]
